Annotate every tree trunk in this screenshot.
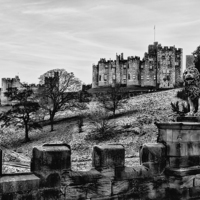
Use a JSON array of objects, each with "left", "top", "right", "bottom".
[
  {"left": 50, "top": 114, "right": 55, "bottom": 132},
  {"left": 50, "top": 120, "right": 54, "bottom": 132},
  {"left": 24, "top": 122, "right": 30, "bottom": 142}
]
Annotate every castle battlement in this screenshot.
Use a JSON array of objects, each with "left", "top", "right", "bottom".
[
  {"left": 1, "top": 76, "right": 21, "bottom": 105},
  {"left": 1, "top": 118, "right": 200, "bottom": 199}
]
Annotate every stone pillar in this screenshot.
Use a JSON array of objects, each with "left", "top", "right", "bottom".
[
  {"left": 155, "top": 119, "right": 200, "bottom": 199},
  {"left": 92, "top": 144, "right": 125, "bottom": 170},
  {"left": 31, "top": 143, "right": 71, "bottom": 187},
  {"left": 140, "top": 143, "right": 166, "bottom": 175}
]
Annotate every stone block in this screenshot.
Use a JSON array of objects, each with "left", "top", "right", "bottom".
[
  {"left": 194, "top": 174, "right": 200, "bottom": 186},
  {"left": 156, "top": 122, "right": 200, "bottom": 145},
  {"left": 159, "top": 129, "right": 173, "bottom": 142},
  {"left": 166, "top": 187, "right": 189, "bottom": 200},
  {"left": 189, "top": 186, "right": 200, "bottom": 199},
  {"left": 176, "top": 116, "right": 200, "bottom": 122},
  {"left": 0, "top": 174, "right": 40, "bottom": 194},
  {"left": 31, "top": 143, "right": 71, "bottom": 172},
  {"left": 115, "top": 166, "right": 151, "bottom": 180},
  {"left": 169, "top": 156, "right": 200, "bottom": 168},
  {"left": 168, "top": 175, "right": 194, "bottom": 189},
  {"left": 140, "top": 143, "right": 166, "bottom": 174},
  {"left": 139, "top": 181, "right": 159, "bottom": 200},
  {"left": 142, "top": 162, "right": 166, "bottom": 175},
  {"left": 61, "top": 169, "right": 102, "bottom": 186},
  {"left": 165, "top": 166, "right": 200, "bottom": 177},
  {"left": 64, "top": 185, "right": 87, "bottom": 200},
  {"left": 92, "top": 144, "right": 125, "bottom": 169},
  {"left": 140, "top": 143, "right": 166, "bottom": 163},
  {"left": 87, "top": 177, "right": 112, "bottom": 198},
  {"left": 172, "top": 130, "right": 191, "bottom": 142},
  {"left": 167, "top": 142, "right": 200, "bottom": 157},
  {"left": 34, "top": 171, "right": 61, "bottom": 187},
  {"left": 112, "top": 180, "right": 130, "bottom": 195}
]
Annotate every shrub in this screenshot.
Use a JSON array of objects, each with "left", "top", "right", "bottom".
[{"left": 86, "top": 108, "right": 116, "bottom": 140}]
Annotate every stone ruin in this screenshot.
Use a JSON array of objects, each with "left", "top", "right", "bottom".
[{"left": 1, "top": 117, "right": 200, "bottom": 199}]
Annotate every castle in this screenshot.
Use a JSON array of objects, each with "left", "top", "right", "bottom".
[
  {"left": 0, "top": 76, "right": 39, "bottom": 106},
  {"left": 1, "top": 76, "right": 21, "bottom": 106},
  {"left": 92, "top": 42, "right": 183, "bottom": 89}
]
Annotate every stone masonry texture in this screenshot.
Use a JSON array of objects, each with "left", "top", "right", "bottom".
[
  {"left": 92, "top": 42, "right": 183, "bottom": 89},
  {"left": 2, "top": 118, "right": 200, "bottom": 199}
]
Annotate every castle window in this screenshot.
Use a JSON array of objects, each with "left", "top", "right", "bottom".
[
  {"left": 123, "top": 69, "right": 127, "bottom": 75},
  {"left": 99, "top": 75, "right": 101, "bottom": 81},
  {"left": 149, "top": 66, "right": 153, "bottom": 70},
  {"left": 141, "top": 76, "right": 144, "bottom": 80},
  {"left": 104, "top": 74, "right": 107, "bottom": 81},
  {"left": 154, "top": 75, "right": 156, "bottom": 80},
  {"left": 147, "top": 75, "right": 149, "bottom": 80},
  {"left": 141, "top": 65, "right": 144, "bottom": 69},
  {"left": 128, "top": 74, "right": 130, "bottom": 80},
  {"left": 113, "top": 75, "right": 116, "bottom": 80},
  {"left": 123, "top": 75, "right": 126, "bottom": 80},
  {"left": 133, "top": 75, "right": 135, "bottom": 79}
]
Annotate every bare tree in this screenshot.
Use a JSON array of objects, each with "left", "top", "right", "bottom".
[
  {"left": 87, "top": 107, "right": 116, "bottom": 140},
  {"left": 37, "top": 69, "right": 84, "bottom": 131},
  {"left": 0, "top": 83, "right": 41, "bottom": 142},
  {"left": 98, "top": 84, "right": 128, "bottom": 117}
]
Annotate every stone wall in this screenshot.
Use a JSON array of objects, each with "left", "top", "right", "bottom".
[
  {"left": 1, "top": 76, "right": 21, "bottom": 106},
  {"left": 92, "top": 65, "right": 98, "bottom": 88},
  {"left": 2, "top": 118, "right": 200, "bottom": 199},
  {"left": 127, "top": 57, "right": 140, "bottom": 86}
]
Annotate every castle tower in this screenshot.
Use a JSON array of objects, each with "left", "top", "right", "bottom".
[
  {"left": 127, "top": 57, "right": 140, "bottom": 87},
  {"left": 92, "top": 64, "right": 98, "bottom": 88},
  {"left": 1, "top": 76, "right": 21, "bottom": 106}
]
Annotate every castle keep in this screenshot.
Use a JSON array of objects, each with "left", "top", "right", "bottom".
[
  {"left": 1, "top": 76, "right": 21, "bottom": 106},
  {"left": 92, "top": 42, "right": 183, "bottom": 89}
]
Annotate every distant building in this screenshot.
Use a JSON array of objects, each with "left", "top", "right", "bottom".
[
  {"left": 92, "top": 42, "right": 183, "bottom": 89},
  {"left": 1, "top": 76, "right": 21, "bottom": 106}
]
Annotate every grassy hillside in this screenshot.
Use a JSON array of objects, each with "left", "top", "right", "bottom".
[{"left": 0, "top": 88, "right": 181, "bottom": 173}]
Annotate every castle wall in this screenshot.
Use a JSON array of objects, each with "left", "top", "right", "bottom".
[
  {"left": 98, "top": 62, "right": 107, "bottom": 87},
  {"left": 115, "top": 55, "right": 121, "bottom": 84},
  {"left": 142, "top": 57, "right": 156, "bottom": 87},
  {"left": 157, "top": 47, "right": 175, "bottom": 88},
  {"left": 121, "top": 63, "right": 127, "bottom": 85},
  {"left": 2, "top": 119, "right": 200, "bottom": 199},
  {"left": 108, "top": 63, "right": 116, "bottom": 86},
  {"left": 92, "top": 65, "right": 98, "bottom": 88},
  {"left": 1, "top": 76, "right": 21, "bottom": 105},
  {"left": 175, "top": 48, "right": 183, "bottom": 86},
  {"left": 127, "top": 58, "right": 140, "bottom": 86},
  {"left": 92, "top": 43, "right": 183, "bottom": 89}
]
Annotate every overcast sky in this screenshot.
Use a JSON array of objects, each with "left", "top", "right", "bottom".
[{"left": 0, "top": 0, "right": 199, "bottom": 85}]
